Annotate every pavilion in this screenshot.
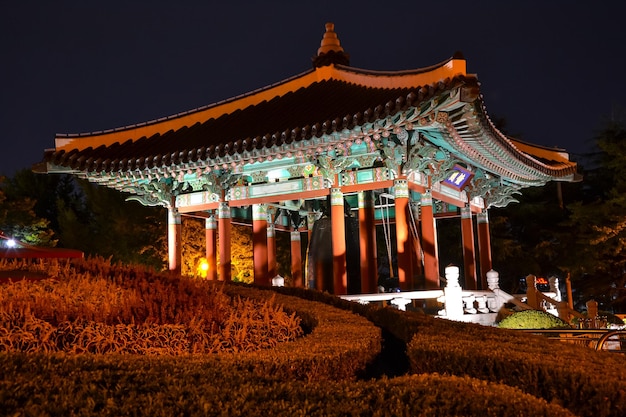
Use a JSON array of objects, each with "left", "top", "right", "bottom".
[{"left": 35, "top": 23, "right": 579, "bottom": 295}]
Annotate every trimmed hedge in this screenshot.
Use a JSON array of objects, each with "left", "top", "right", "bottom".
[
  {"left": 292, "top": 298, "right": 626, "bottom": 417},
  {"left": 0, "top": 353, "right": 574, "bottom": 416},
  {"left": 404, "top": 313, "right": 626, "bottom": 417},
  {"left": 216, "top": 284, "right": 382, "bottom": 381},
  {"left": 3, "top": 261, "right": 625, "bottom": 416}
]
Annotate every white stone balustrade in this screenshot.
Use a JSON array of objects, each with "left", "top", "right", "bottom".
[{"left": 340, "top": 267, "right": 515, "bottom": 325}]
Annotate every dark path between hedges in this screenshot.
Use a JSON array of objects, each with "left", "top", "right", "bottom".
[{"left": 359, "top": 328, "right": 410, "bottom": 379}]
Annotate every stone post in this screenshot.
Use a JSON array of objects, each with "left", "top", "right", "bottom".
[
  {"left": 444, "top": 265, "right": 464, "bottom": 320},
  {"left": 549, "top": 276, "right": 562, "bottom": 302},
  {"left": 486, "top": 270, "right": 499, "bottom": 290}
]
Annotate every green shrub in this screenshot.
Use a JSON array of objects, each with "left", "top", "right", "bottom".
[{"left": 498, "top": 309, "right": 570, "bottom": 329}]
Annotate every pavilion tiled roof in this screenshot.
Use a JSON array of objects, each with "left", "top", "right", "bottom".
[
  {"left": 36, "top": 22, "right": 578, "bottom": 185},
  {"left": 43, "top": 73, "right": 477, "bottom": 173}
]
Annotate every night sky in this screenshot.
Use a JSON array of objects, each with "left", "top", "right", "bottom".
[{"left": 2, "top": 1, "right": 625, "bottom": 177}]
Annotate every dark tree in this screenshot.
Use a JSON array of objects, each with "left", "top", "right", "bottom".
[
  {"left": 56, "top": 179, "right": 167, "bottom": 270},
  {"left": 0, "top": 173, "right": 57, "bottom": 246},
  {"left": 564, "top": 121, "right": 626, "bottom": 310}
]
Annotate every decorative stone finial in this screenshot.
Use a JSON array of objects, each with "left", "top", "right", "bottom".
[{"left": 312, "top": 22, "right": 350, "bottom": 68}]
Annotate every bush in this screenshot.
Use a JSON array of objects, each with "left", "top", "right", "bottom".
[
  {"left": 0, "top": 259, "right": 304, "bottom": 355},
  {"left": 0, "top": 354, "right": 575, "bottom": 417},
  {"left": 406, "top": 315, "right": 626, "bottom": 417},
  {"left": 498, "top": 309, "right": 570, "bottom": 329}
]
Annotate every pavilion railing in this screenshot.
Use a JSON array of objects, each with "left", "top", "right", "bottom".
[
  {"left": 519, "top": 329, "right": 626, "bottom": 353},
  {"left": 339, "top": 268, "right": 608, "bottom": 329}
]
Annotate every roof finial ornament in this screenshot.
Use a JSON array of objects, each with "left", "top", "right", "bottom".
[{"left": 312, "top": 22, "right": 350, "bottom": 68}]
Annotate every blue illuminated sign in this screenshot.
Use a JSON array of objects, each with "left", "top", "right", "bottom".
[{"left": 443, "top": 165, "right": 474, "bottom": 190}]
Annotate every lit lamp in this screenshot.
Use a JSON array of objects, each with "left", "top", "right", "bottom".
[{"left": 197, "top": 258, "right": 210, "bottom": 278}]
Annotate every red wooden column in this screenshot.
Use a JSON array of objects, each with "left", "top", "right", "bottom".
[
  {"left": 218, "top": 201, "right": 231, "bottom": 281},
  {"left": 291, "top": 230, "right": 303, "bottom": 287},
  {"left": 167, "top": 207, "right": 182, "bottom": 275},
  {"left": 205, "top": 213, "right": 218, "bottom": 281},
  {"left": 460, "top": 205, "right": 477, "bottom": 290},
  {"left": 331, "top": 187, "right": 348, "bottom": 295},
  {"left": 477, "top": 210, "right": 493, "bottom": 290},
  {"left": 410, "top": 202, "right": 424, "bottom": 281},
  {"left": 358, "top": 191, "right": 377, "bottom": 293},
  {"left": 420, "top": 191, "right": 440, "bottom": 288},
  {"left": 394, "top": 178, "right": 412, "bottom": 291},
  {"left": 306, "top": 211, "right": 318, "bottom": 289},
  {"left": 252, "top": 203, "right": 269, "bottom": 285},
  {"left": 267, "top": 221, "right": 277, "bottom": 280}
]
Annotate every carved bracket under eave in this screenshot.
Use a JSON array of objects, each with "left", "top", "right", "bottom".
[
  {"left": 124, "top": 180, "right": 174, "bottom": 208},
  {"left": 467, "top": 175, "right": 523, "bottom": 208},
  {"left": 313, "top": 154, "right": 352, "bottom": 187},
  {"left": 484, "top": 186, "right": 523, "bottom": 208}
]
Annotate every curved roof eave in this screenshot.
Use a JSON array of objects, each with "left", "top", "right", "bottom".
[
  {"left": 427, "top": 97, "right": 578, "bottom": 185},
  {"left": 53, "top": 56, "right": 468, "bottom": 153}
]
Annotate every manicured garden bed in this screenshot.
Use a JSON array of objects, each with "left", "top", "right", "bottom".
[{"left": 1, "top": 258, "right": 624, "bottom": 416}]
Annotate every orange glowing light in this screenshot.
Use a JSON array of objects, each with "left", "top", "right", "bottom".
[{"left": 197, "top": 258, "right": 210, "bottom": 278}]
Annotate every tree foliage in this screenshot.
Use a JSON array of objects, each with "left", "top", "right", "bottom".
[
  {"left": 564, "top": 121, "right": 626, "bottom": 308},
  {"left": 55, "top": 179, "right": 167, "bottom": 270},
  {"left": 490, "top": 183, "right": 577, "bottom": 292},
  {"left": 0, "top": 173, "right": 57, "bottom": 246},
  {"left": 228, "top": 224, "right": 254, "bottom": 283},
  {"left": 181, "top": 216, "right": 205, "bottom": 276}
]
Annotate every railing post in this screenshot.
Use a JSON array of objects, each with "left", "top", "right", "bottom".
[
  {"left": 485, "top": 269, "right": 503, "bottom": 312},
  {"left": 463, "top": 295, "right": 477, "bottom": 314},
  {"left": 566, "top": 273, "right": 574, "bottom": 310},
  {"left": 390, "top": 297, "right": 412, "bottom": 311},
  {"left": 476, "top": 296, "right": 489, "bottom": 313},
  {"left": 526, "top": 274, "right": 539, "bottom": 310},
  {"left": 587, "top": 299, "right": 599, "bottom": 328},
  {"left": 556, "top": 302, "right": 570, "bottom": 323},
  {"left": 549, "top": 276, "right": 562, "bottom": 302},
  {"left": 444, "top": 265, "right": 464, "bottom": 319},
  {"left": 486, "top": 269, "right": 500, "bottom": 290}
]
